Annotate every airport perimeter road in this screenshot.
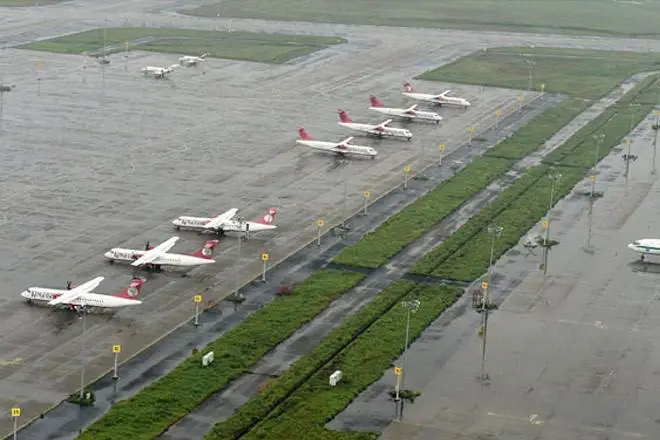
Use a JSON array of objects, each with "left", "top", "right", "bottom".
[
  {"left": 332, "top": 117, "right": 660, "bottom": 439},
  {"left": 0, "top": 12, "right": 525, "bottom": 438}
]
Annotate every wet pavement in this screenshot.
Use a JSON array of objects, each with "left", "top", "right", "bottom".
[
  {"left": 1, "top": 0, "right": 660, "bottom": 438},
  {"left": 331, "top": 103, "right": 660, "bottom": 439},
  {"left": 15, "top": 69, "right": 553, "bottom": 440}
]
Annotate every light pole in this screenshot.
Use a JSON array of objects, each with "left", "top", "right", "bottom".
[
  {"left": 480, "top": 225, "right": 502, "bottom": 381},
  {"left": 591, "top": 134, "right": 605, "bottom": 198},
  {"left": 235, "top": 217, "right": 244, "bottom": 300},
  {"left": 525, "top": 59, "right": 535, "bottom": 91},
  {"left": 79, "top": 308, "right": 88, "bottom": 399},
  {"left": 541, "top": 172, "right": 562, "bottom": 275},
  {"left": 622, "top": 138, "right": 637, "bottom": 196},
  {"left": 395, "top": 299, "right": 421, "bottom": 421},
  {"left": 653, "top": 109, "right": 660, "bottom": 175}
]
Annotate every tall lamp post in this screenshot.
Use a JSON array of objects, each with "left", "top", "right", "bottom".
[
  {"left": 525, "top": 59, "right": 535, "bottom": 91},
  {"left": 542, "top": 171, "right": 562, "bottom": 275},
  {"left": 394, "top": 299, "right": 421, "bottom": 421},
  {"left": 479, "top": 225, "right": 503, "bottom": 381},
  {"left": 591, "top": 134, "right": 605, "bottom": 198}
]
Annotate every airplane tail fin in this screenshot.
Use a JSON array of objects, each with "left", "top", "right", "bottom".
[
  {"left": 190, "top": 240, "right": 220, "bottom": 259},
  {"left": 201, "top": 53, "right": 210, "bottom": 59},
  {"left": 338, "top": 109, "right": 352, "bottom": 123},
  {"left": 403, "top": 81, "right": 414, "bottom": 92},
  {"left": 299, "top": 128, "right": 313, "bottom": 140},
  {"left": 254, "top": 208, "right": 277, "bottom": 225},
  {"left": 369, "top": 95, "right": 384, "bottom": 107},
  {"left": 114, "top": 277, "right": 146, "bottom": 299}
]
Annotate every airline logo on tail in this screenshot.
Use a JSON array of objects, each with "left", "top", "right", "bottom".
[
  {"left": 256, "top": 208, "right": 277, "bottom": 225},
  {"left": 191, "top": 240, "right": 220, "bottom": 259},
  {"left": 369, "top": 96, "right": 384, "bottom": 108},
  {"left": 117, "top": 277, "right": 146, "bottom": 299},
  {"left": 404, "top": 82, "right": 414, "bottom": 93},
  {"left": 338, "top": 109, "right": 353, "bottom": 123}
]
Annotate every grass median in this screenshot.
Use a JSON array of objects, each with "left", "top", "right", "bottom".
[
  {"left": 418, "top": 47, "right": 660, "bottom": 99},
  {"left": 229, "top": 283, "right": 463, "bottom": 440},
  {"left": 182, "top": 0, "right": 660, "bottom": 38},
  {"left": 77, "top": 269, "right": 365, "bottom": 440},
  {"left": 19, "top": 27, "right": 345, "bottom": 64},
  {"left": 206, "top": 280, "right": 419, "bottom": 439},
  {"left": 413, "top": 75, "right": 660, "bottom": 280},
  {"left": 333, "top": 98, "right": 586, "bottom": 269}
]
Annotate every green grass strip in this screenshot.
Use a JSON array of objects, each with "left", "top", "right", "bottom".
[
  {"left": 206, "top": 280, "right": 419, "bottom": 439},
  {"left": 334, "top": 97, "right": 588, "bottom": 269},
  {"left": 410, "top": 165, "right": 550, "bottom": 276},
  {"left": 484, "top": 98, "right": 590, "bottom": 160},
  {"left": 415, "top": 75, "right": 660, "bottom": 280},
  {"left": 77, "top": 269, "right": 365, "bottom": 440},
  {"left": 544, "top": 75, "right": 660, "bottom": 168},
  {"left": 239, "top": 283, "right": 463, "bottom": 440},
  {"left": 430, "top": 165, "right": 584, "bottom": 281},
  {"left": 333, "top": 156, "right": 512, "bottom": 268}
]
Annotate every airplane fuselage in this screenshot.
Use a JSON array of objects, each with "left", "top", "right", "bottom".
[
  {"left": 369, "top": 106, "right": 442, "bottom": 123},
  {"left": 104, "top": 248, "right": 215, "bottom": 266},
  {"left": 403, "top": 92, "right": 470, "bottom": 108},
  {"left": 296, "top": 140, "right": 377, "bottom": 158},
  {"left": 338, "top": 122, "right": 412, "bottom": 140},
  {"left": 21, "top": 288, "right": 141, "bottom": 308},
  {"left": 628, "top": 239, "right": 660, "bottom": 256},
  {"left": 171, "top": 216, "right": 276, "bottom": 233}
]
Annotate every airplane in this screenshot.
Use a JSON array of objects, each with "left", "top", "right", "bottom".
[
  {"left": 179, "top": 53, "right": 209, "bottom": 67},
  {"left": 21, "top": 276, "right": 146, "bottom": 312},
  {"left": 0, "top": 83, "right": 15, "bottom": 93},
  {"left": 627, "top": 239, "right": 660, "bottom": 262},
  {"left": 296, "top": 128, "right": 377, "bottom": 159},
  {"left": 104, "top": 237, "right": 219, "bottom": 271},
  {"left": 402, "top": 82, "right": 471, "bottom": 108},
  {"left": 368, "top": 95, "right": 442, "bottom": 124},
  {"left": 141, "top": 64, "right": 180, "bottom": 79},
  {"left": 337, "top": 110, "right": 413, "bottom": 141},
  {"left": 172, "top": 208, "right": 277, "bottom": 238}
]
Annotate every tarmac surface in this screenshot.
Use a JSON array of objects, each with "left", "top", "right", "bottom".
[
  {"left": 331, "top": 109, "right": 660, "bottom": 438},
  {"left": 0, "top": 1, "right": 525, "bottom": 437},
  {"left": 2, "top": 0, "right": 660, "bottom": 437}
]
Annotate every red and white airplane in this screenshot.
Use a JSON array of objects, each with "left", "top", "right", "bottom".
[
  {"left": 296, "top": 128, "right": 377, "bottom": 159},
  {"left": 172, "top": 208, "right": 277, "bottom": 238},
  {"left": 141, "top": 64, "right": 180, "bottom": 79},
  {"left": 368, "top": 96, "right": 442, "bottom": 123},
  {"left": 403, "top": 82, "right": 471, "bottom": 108},
  {"left": 104, "top": 237, "right": 219, "bottom": 270},
  {"left": 21, "top": 276, "right": 145, "bottom": 311},
  {"left": 337, "top": 110, "right": 413, "bottom": 141}
]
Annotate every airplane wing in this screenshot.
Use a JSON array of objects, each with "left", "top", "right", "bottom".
[
  {"left": 48, "top": 276, "right": 105, "bottom": 306},
  {"left": 131, "top": 236, "right": 180, "bottom": 266},
  {"left": 377, "top": 119, "right": 393, "bottom": 128},
  {"left": 205, "top": 208, "right": 240, "bottom": 229},
  {"left": 435, "top": 90, "right": 451, "bottom": 98},
  {"left": 336, "top": 136, "right": 354, "bottom": 146},
  {"left": 404, "top": 104, "right": 418, "bottom": 112}
]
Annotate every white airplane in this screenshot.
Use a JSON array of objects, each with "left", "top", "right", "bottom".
[
  {"left": 337, "top": 110, "right": 413, "bottom": 141},
  {"left": 21, "top": 277, "right": 146, "bottom": 311},
  {"left": 403, "top": 82, "right": 471, "bottom": 108},
  {"left": 104, "top": 237, "right": 219, "bottom": 270},
  {"left": 141, "top": 64, "right": 180, "bottom": 79},
  {"left": 368, "top": 95, "right": 442, "bottom": 124},
  {"left": 296, "top": 128, "right": 377, "bottom": 159},
  {"left": 179, "top": 53, "right": 209, "bottom": 67},
  {"left": 172, "top": 207, "right": 277, "bottom": 238},
  {"left": 628, "top": 239, "right": 660, "bottom": 262}
]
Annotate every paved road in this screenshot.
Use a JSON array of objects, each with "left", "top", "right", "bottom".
[{"left": 332, "top": 110, "right": 660, "bottom": 439}]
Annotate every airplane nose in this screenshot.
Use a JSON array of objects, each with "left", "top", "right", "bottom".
[
  {"left": 20, "top": 290, "right": 30, "bottom": 299},
  {"left": 103, "top": 251, "right": 113, "bottom": 259}
]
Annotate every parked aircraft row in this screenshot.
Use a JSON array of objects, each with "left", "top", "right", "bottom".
[
  {"left": 296, "top": 82, "right": 471, "bottom": 159},
  {"left": 21, "top": 208, "right": 277, "bottom": 313},
  {"left": 141, "top": 53, "right": 209, "bottom": 78}
]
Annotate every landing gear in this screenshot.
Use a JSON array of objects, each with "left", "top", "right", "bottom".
[
  {"left": 215, "top": 228, "right": 225, "bottom": 237},
  {"left": 407, "top": 137, "right": 412, "bottom": 141},
  {"left": 640, "top": 254, "right": 646, "bottom": 262},
  {"left": 174, "top": 225, "right": 181, "bottom": 231}
]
